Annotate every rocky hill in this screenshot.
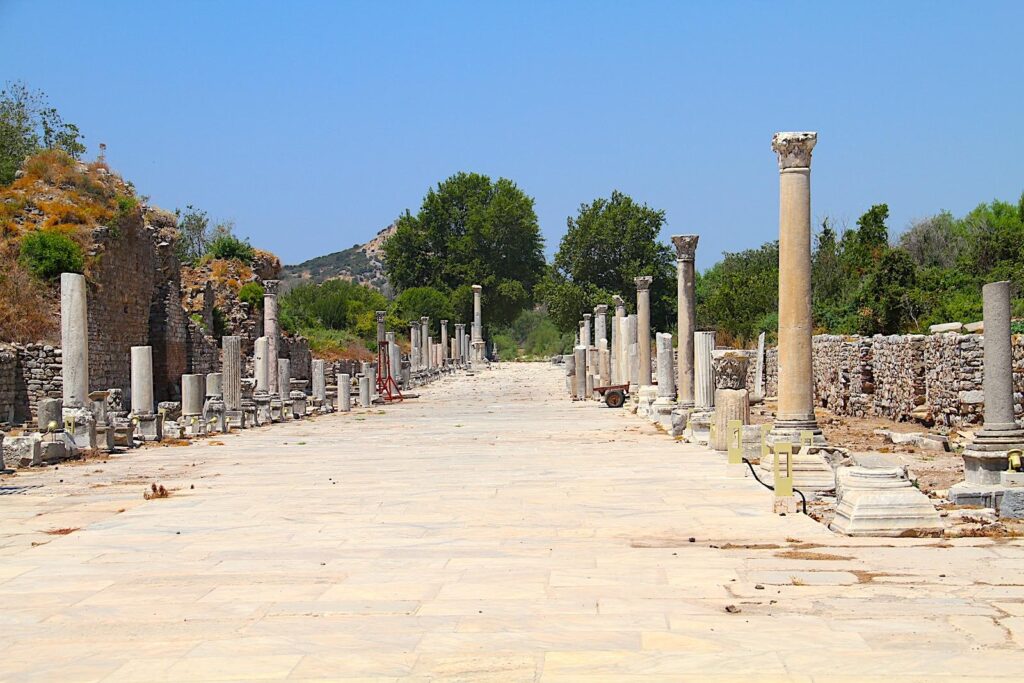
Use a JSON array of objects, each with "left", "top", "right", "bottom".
[{"left": 281, "top": 223, "right": 395, "bottom": 294}]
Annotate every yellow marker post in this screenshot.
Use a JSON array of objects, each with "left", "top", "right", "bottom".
[
  {"left": 772, "top": 443, "right": 796, "bottom": 514},
  {"left": 727, "top": 419, "right": 742, "bottom": 466},
  {"left": 1008, "top": 449, "right": 1023, "bottom": 472}
]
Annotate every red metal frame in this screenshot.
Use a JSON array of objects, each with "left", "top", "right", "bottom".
[{"left": 376, "top": 340, "right": 403, "bottom": 402}]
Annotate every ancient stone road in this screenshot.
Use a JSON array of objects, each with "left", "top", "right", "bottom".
[{"left": 2, "top": 363, "right": 1024, "bottom": 681}]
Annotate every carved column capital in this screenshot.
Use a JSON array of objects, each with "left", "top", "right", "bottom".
[
  {"left": 671, "top": 235, "right": 699, "bottom": 262},
  {"left": 375, "top": 310, "right": 386, "bottom": 323},
  {"left": 594, "top": 304, "right": 608, "bottom": 315},
  {"left": 263, "top": 279, "right": 280, "bottom": 296},
  {"left": 771, "top": 131, "right": 817, "bottom": 170},
  {"left": 634, "top": 275, "right": 653, "bottom": 291}
]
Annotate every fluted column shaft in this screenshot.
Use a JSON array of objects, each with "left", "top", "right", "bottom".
[
  {"left": 635, "top": 276, "right": 653, "bottom": 386},
  {"left": 672, "top": 236, "right": 698, "bottom": 407}
]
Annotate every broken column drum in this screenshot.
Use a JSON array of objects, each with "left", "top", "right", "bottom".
[
  {"left": 263, "top": 280, "right": 280, "bottom": 394},
  {"left": 655, "top": 333, "right": 675, "bottom": 401},
  {"left": 339, "top": 373, "right": 352, "bottom": 412},
  {"left": 711, "top": 351, "right": 750, "bottom": 451},
  {"left": 130, "top": 346, "right": 154, "bottom": 415},
  {"left": 635, "top": 276, "right": 653, "bottom": 387},
  {"left": 694, "top": 331, "right": 716, "bottom": 409},
  {"left": 672, "top": 235, "right": 699, "bottom": 408},
  {"left": 254, "top": 336, "right": 271, "bottom": 393},
  {"left": 312, "top": 359, "right": 326, "bottom": 407},
  {"left": 769, "top": 131, "right": 823, "bottom": 444},
  {"left": 611, "top": 296, "right": 625, "bottom": 384},
  {"left": 440, "top": 320, "right": 449, "bottom": 365}
]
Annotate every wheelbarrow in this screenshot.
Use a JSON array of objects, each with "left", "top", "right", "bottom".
[{"left": 594, "top": 383, "right": 629, "bottom": 408}]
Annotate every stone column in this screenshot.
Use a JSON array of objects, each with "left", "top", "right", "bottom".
[
  {"left": 672, "top": 235, "right": 699, "bottom": 407},
  {"left": 312, "top": 359, "right": 326, "bottom": 404},
  {"left": 130, "top": 346, "right": 154, "bottom": 415},
  {"left": 582, "top": 314, "right": 592, "bottom": 351},
  {"left": 339, "top": 373, "right": 352, "bottom": 412},
  {"left": 770, "top": 132, "right": 821, "bottom": 443},
  {"left": 182, "top": 374, "right": 205, "bottom": 417},
  {"left": 694, "top": 331, "right": 716, "bottom": 409},
  {"left": 711, "top": 351, "right": 750, "bottom": 451},
  {"left": 410, "top": 324, "right": 420, "bottom": 371},
  {"left": 610, "top": 296, "right": 626, "bottom": 387},
  {"left": 277, "top": 359, "right": 290, "bottom": 404},
  {"left": 471, "top": 284, "right": 483, "bottom": 362},
  {"left": 60, "top": 272, "right": 89, "bottom": 408},
  {"left": 960, "top": 281, "right": 1024, "bottom": 485},
  {"left": 635, "top": 276, "right": 653, "bottom": 386},
  {"left": 387, "top": 331, "right": 400, "bottom": 384},
  {"left": 655, "top": 333, "right": 675, "bottom": 402},
  {"left": 753, "top": 331, "right": 766, "bottom": 401},
  {"left": 359, "top": 374, "right": 371, "bottom": 407},
  {"left": 421, "top": 317, "right": 430, "bottom": 369},
  {"left": 597, "top": 338, "right": 610, "bottom": 388},
  {"left": 594, "top": 304, "right": 608, "bottom": 347},
  {"left": 573, "top": 346, "right": 587, "bottom": 400},
  {"left": 455, "top": 324, "right": 465, "bottom": 363},
  {"left": 254, "top": 336, "right": 271, "bottom": 392},
  {"left": 626, "top": 313, "right": 639, "bottom": 391},
  {"left": 206, "top": 372, "right": 222, "bottom": 398},
  {"left": 263, "top": 280, "right": 280, "bottom": 394},
  {"left": 440, "top": 320, "right": 449, "bottom": 365},
  {"left": 222, "top": 336, "right": 242, "bottom": 411}
]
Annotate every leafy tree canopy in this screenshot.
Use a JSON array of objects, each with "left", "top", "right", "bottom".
[
  {"left": 390, "top": 286, "right": 454, "bottom": 326},
  {"left": 540, "top": 190, "right": 674, "bottom": 333},
  {"left": 0, "top": 81, "right": 85, "bottom": 186},
  {"left": 384, "top": 172, "right": 546, "bottom": 329}
]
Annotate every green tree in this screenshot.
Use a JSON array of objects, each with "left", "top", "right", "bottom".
[
  {"left": 0, "top": 81, "right": 85, "bottom": 186},
  {"left": 18, "top": 230, "right": 85, "bottom": 280},
  {"left": 384, "top": 172, "right": 546, "bottom": 329},
  {"left": 540, "top": 191, "right": 674, "bottom": 333},
  {"left": 696, "top": 241, "right": 779, "bottom": 345},
  {"left": 390, "top": 286, "right": 455, "bottom": 326},
  {"left": 174, "top": 205, "right": 211, "bottom": 265}
]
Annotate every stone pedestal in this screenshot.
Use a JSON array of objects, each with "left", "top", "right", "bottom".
[
  {"left": 759, "top": 446, "right": 835, "bottom": 491},
  {"left": 130, "top": 346, "right": 161, "bottom": 441},
  {"left": 290, "top": 390, "right": 306, "bottom": 418},
  {"left": 254, "top": 392, "right": 272, "bottom": 425},
  {"left": 182, "top": 374, "right": 205, "bottom": 436},
  {"left": 339, "top": 374, "right": 352, "bottom": 412},
  {"left": 830, "top": 467, "right": 944, "bottom": 537},
  {"left": 769, "top": 132, "right": 823, "bottom": 444}
]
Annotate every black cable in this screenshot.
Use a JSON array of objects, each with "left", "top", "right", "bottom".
[{"left": 742, "top": 458, "right": 808, "bottom": 515}]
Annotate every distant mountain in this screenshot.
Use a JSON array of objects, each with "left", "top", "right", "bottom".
[{"left": 281, "top": 223, "right": 396, "bottom": 294}]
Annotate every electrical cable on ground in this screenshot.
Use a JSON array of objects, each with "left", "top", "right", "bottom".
[{"left": 742, "top": 458, "right": 808, "bottom": 515}]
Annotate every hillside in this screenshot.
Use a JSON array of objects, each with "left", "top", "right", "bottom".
[{"left": 281, "top": 223, "right": 395, "bottom": 294}]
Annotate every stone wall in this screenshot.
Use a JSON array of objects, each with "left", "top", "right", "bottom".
[
  {"left": 757, "top": 332, "right": 1024, "bottom": 427},
  {"left": 0, "top": 344, "right": 19, "bottom": 424},
  {"left": 185, "top": 321, "right": 220, "bottom": 378},
  {"left": 0, "top": 344, "right": 62, "bottom": 424}
]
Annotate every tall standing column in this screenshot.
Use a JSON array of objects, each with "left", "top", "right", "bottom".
[
  {"left": 635, "top": 276, "right": 653, "bottom": 386},
  {"left": 612, "top": 295, "right": 625, "bottom": 384},
  {"left": 959, "top": 281, "right": 1024, "bottom": 485},
  {"left": 277, "top": 359, "right": 291, "bottom": 404},
  {"left": 655, "top": 333, "right": 675, "bottom": 402},
  {"left": 60, "top": 273, "right": 89, "bottom": 408},
  {"left": 440, "top": 320, "right": 449, "bottom": 365},
  {"left": 263, "top": 280, "right": 280, "bottom": 395},
  {"left": 694, "top": 331, "right": 716, "bottom": 409},
  {"left": 455, "top": 324, "right": 464, "bottom": 363},
  {"left": 312, "top": 359, "right": 326, "bottom": 405},
  {"left": 130, "top": 346, "right": 154, "bottom": 415},
  {"left": 672, "top": 235, "right": 699, "bottom": 408},
  {"left": 626, "top": 314, "right": 639, "bottom": 390},
  {"left": 770, "top": 132, "right": 821, "bottom": 442},
  {"left": 420, "top": 317, "right": 430, "bottom": 369},
  {"left": 472, "top": 284, "right": 484, "bottom": 362},
  {"left": 582, "top": 314, "right": 592, "bottom": 350},
  {"left": 594, "top": 305, "right": 608, "bottom": 347},
  {"left": 410, "top": 324, "right": 420, "bottom": 371},
  {"left": 222, "top": 336, "right": 242, "bottom": 412}
]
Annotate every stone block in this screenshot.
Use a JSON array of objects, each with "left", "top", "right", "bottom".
[
  {"left": 964, "top": 321, "right": 984, "bottom": 333},
  {"left": 5, "top": 435, "right": 42, "bottom": 467},
  {"left": 831, "top": 466, "right": 944, "bottom": 536},
  {"left": 929, "top": 322, "right": 963, "bottom": 333},
  {"left": 999, "top": 488, "right": 1024, "bottom": 519},
  {"left": 40, "top": 439, "right": 69, "bottom": 464},
  {"left": 948, "top": 482, "right": 1005, "bottom": 508}
]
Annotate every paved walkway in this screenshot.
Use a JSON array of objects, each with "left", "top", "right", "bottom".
[{"left": 1, "top": 363, "right": 1023, "bottom": 681}]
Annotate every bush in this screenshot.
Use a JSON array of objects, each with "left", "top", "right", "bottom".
[
  {"left": 238, "top": 282, "right": 264, "bottom": 310},
  {"left": 207, "top": 233, "right": 255, "bottom": 263},
  {"left": 18, "top": 230, "right": 84, "bottom": 280}
]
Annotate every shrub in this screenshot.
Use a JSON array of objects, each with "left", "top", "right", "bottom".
[
  {"left": 207, "top": 233, "right": 254, "bottom": 263},
  {"left": 238, "top": 282, "right": 264, "bottom": 310},
  {"left": 18, "top": 230, "right": 84, "bottom": 280}
]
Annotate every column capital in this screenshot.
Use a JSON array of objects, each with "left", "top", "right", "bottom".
[
  {"left": 634, "top": 275, "right": 653, "bottom": 291},
  {"left": 594, "top": 304, "right": 608, "bottom": 315},
  {"left": 471, "top": 284, "right": 483, "bottom": 293},
  {"left": 420, "top": 316, "right": 429, "bottom": 324},
  {"left": 612, "top": 294, "right": 625, "bottom": 307},
  {"left": 375, "top": 310, "right": 386, "bottom": 323},
  {"left": 771, "top": 131, "right": 817, "bottom": 170},
  {"left": 671, "top": 235, "right": 699, "bottom": 262},
  {"left": 263, "top": 279, "right": 280, "bottom": 296},
  {"left": 440, "top": 319, "right": 448, "bottom": 325},
  {"left": 583, "top": 313, "right": 591, "bottom": 320}
]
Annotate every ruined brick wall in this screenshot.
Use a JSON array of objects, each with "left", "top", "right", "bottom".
[
  {"left": 0, "top": 344, "right": 18, "bottom": 423},
  {"left": 284, "top": 337, "right": 311, "bottom": 381},
  {"left": 5, "top": 344, "right": 62, "bottom": 423},
  {"left": 756, "top": 332, "right": 1023, "bottom": 427},
  {"left": 185, "top": 321, "right": 220, "bottom": 377}
]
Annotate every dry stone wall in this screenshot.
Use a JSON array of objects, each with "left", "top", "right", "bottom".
[{"left": 757, "top": 332, "right": 1024, "bottom": 427}]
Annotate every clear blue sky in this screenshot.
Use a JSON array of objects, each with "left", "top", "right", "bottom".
[{"left": 3, "top": 1, "right": 1022, "bottom": 269}]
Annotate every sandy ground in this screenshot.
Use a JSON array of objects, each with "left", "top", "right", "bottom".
[{"left": 1, "top": 363, "right": 1023, "bottom": 681}]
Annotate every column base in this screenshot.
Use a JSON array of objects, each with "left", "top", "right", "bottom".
[
  {"left": 132, "top": 413, "right": 163, "bottom": 442},
  {"left": 767, "top": 418, "right": 825, "bottom": 448}
]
